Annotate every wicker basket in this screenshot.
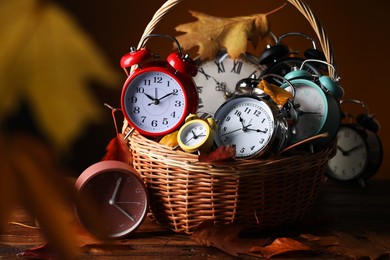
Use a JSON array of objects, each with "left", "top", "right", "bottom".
[{"left": 123, "top": 0, "right": 338, "bottom": 234}]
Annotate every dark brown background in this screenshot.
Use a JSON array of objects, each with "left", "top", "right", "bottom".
[{"left": 52, "top": 0, "right": 388, "bottom": 179}]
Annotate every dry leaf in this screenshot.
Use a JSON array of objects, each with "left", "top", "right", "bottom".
[
  {"left": 0, "top": 0, "right": 120, "bottom": 150},
  {"left": 159, "top": 130, "right": 179, "bottom": 148},
  {"left": 4, "top": 132, "right": 80, "bottom": 259},
  {"left": 198, "top": 145, "right": 236, "bottom": 162},
  {"left": 301, "top": 230, "right": 390, "bottom": 259},
  {"left": 192, "top": 220, "right": 264, "bottom": 257},
  {"left": 101, "top": 105, "right": 132, "bottom": 164},
  {"left": 257, "top": 79, "right": 293, "bottom": 107},
  {"left": 175, "top": 6, "right": 285, "bottom": 60},
  {"left": 249, "top": 237, "right": 311, "bottom": 258}
]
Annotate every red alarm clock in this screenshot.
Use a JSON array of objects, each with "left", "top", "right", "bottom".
[{"left": 120, "top": 34, "right": 198, "bottom": 137}]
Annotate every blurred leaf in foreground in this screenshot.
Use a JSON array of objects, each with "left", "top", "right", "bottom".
[{"left": 0, "top": 0, "right": 120, "bottom": 150}]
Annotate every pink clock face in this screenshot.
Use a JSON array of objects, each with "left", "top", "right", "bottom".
[{"left": 75, "top": 161, "right": 148, "bottom": 238}]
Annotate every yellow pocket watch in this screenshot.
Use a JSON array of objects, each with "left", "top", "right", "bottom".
[{"left": 177, "top": 114, "right": 215, "bottom": 153}]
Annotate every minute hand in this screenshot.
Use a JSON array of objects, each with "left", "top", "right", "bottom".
[
  {"left": 246, "top": 127, "right": 268, "bottom": 133},
  {"left": 157, "top": 92, "right": 174, "bottom": 101}
]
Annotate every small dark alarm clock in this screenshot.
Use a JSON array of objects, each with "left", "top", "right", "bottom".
[
  {"left": 326, "top": 99, "right": 383, "bottom": 185},
  {"left": 74, "top": 160, "right": 149, "bottom": 238}
]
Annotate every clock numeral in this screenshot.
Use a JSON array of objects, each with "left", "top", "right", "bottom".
[
  {"left": 136, "top": 87, "right": 145, "bottom": 93},
  {"left": 234, "top": 110, "right": 242, "bottom": 117},
  {"left": 133, "top": 107, "right": 140, "bottom": 114},
  {"left": 215, "top": 61, "right": 225, "bottom": 73},
  {"left": 223, "top": 136, "right": 230, "bottom": 142},
  {"left": 250, "top": 145, "right": 255, "bottom": 151},
  {"left": 172, "top": 89, "right": 178, "bottom": 95},
  {"left": 198, "top": 68, "right": 211, "bottom": 80},
  {"left": 162, "top": 118, "right": 168, "bottom": 125},
  {"left": 144, "top": 80, "right": 151, "bottom": 86},
  {"left": 231, "top": 60, "right": 243, "bottom": 74},
  {"left": 175, "top": 100, "right": 182, "bottom": 107},
  {"left": 254, "top": 110, "right": 261, "bottom": 117},
  {"left": 141, "top": 116, "right": 146, "bottom": 123},
  {"left": 198, "top": 98, "right": 204, "bottom": 109},
  {"left": 222, "top": 126, "right": 227, "bottom": 133},
  {"left": 170, "top": 111, "right": 176, "bottom": 118},
  {"left": 240, "top": 147, "right": 245, "bottom": 153},
  {"left": 197, "top": 86, "right": 203, "bottom": 94},
  {"left": 259, "top": 138, "right": 265, "bottom": 144},
  {"left": 244, "top": 107, "right": 252, "bottom": 114},
  {"left": 130, "top": 97, "right": 137, "bottom": 103},
  {"left": 151, "top": 120, "right": 158, "bottom": 127},
  {"left": 154, "top": 77, "right": 162, "bottom": 83},
  {"left": 225, "top": 116, "right": 231, "bottom": 122}
]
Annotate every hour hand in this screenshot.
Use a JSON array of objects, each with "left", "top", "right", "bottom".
[{"left": 109, "top": 177, "right": 122, "bottom": 204}]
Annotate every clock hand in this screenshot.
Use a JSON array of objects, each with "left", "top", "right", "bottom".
[
  {"left": 246, "top": 128, "right": 268, "bottom": 134},
  {"left": 345, "top": 144, "right": 365, "bottom": 154},
  {"left": 145, "top": 92, "right": 159, "bottom": 106},
  {"left": 299, "top": 111, "right": 322, "bottom": 116},
  {"left": 219, "top": 128, "right": 242, "bottom": 137},
  {"left": 157, "top": 92, "right": 175, "bottom": 101},
  {"left": 111, "top": 203, "right": 135, "bottom": 221},
  {"left": 336, "top": 145, "right": 347, "bottom": 153},
  {"left": 115, "top": 201, "right": 142, "bottom": 205},
  {"left": 109, "top": 177, "right": 122, "bottom": 205}
]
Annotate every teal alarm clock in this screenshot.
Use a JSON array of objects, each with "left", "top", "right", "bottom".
[{"left": 281, "top": 60, "right": 343, "bottom": 146}]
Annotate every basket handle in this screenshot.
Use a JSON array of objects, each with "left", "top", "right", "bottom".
[{"left": 137, "top": 0, "right": 338, "bottom": 78}]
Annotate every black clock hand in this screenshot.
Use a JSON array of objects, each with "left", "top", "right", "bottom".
[
  {"left": 299, "top": 111, "right": 322, "bottom": 116},
  {"left": 345, "top": 144, "right": 365, "bottom": 155},
  {"left": 337, "top": 145, "right": 351, "bottom": 156},
  {"left": 156, "top": 91, "right": 175, "bottom": 102},
  {"left": 246, "top": 128, "right": 268, "bottom": 134}
]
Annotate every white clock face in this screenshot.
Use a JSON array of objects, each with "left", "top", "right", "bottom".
[
  {"left": 194, "top": 54, "right": 265, "bottom": 114},
  {"left": 215, "top": 97, "right": 275, "bottom": 158},
  {"left": 180, "top": 121, "right": 208, "bottom": 147},
  {"left": 327, "top": 126, "right": 368, "bottom": 180},
  {"left": 289, "top": 82, "right": 327, "bottom": 143},
  {"left": 122, "top": 70, "right": 187, "bottom": 136}
]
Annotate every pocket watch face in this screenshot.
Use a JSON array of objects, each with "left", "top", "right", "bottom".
[
  {"left": 327, "top": 126, "right": 368, "bottom": 181},
  {"left": 194, "top": 53, "right": 265, "bottom": 114},
  {"left": 122, "top": 68, "right": 188, "bottom": 136},
  {"left": 214, "top": 96, "right": 276, "bottom": 158}
]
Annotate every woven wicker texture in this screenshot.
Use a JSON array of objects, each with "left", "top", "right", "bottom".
[{"left": 124, "top": 0, "right": 338, "bottom": 234}]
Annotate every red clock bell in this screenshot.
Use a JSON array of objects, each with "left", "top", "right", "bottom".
[{"left": 120, "top": 34, "right": 199, "bottom": 137}]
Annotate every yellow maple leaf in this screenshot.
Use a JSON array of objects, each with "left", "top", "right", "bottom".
[
  {"left": 175, "top": 5, "right": 285, "bottom": 61},
  {"left": 0, "top": 0, "right": 120, "bottom": 150},
  {"left": 257, "top": 79, "right": 293, "bottom": 107}
]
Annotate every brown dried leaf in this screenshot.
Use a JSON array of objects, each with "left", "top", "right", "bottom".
[
  {"left": 249, "top": 237, "right": 311, "bottom": 258},
  {"left": 192, "top": 220, "right": 265, "bottom": 257},
  {"left": 175, "top": 6, "right": 285, "bottom": 60},
  {"left": 198, "top": 145, "right": 236, "bottom": 162}
]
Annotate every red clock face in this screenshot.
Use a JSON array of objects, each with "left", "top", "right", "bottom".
[{"left": 75, "top": 161, "right": 148, "bottom": 239}]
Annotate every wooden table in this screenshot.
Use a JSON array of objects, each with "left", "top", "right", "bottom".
[{"left": 1, "top": 179, "right": 390, "bottom": 259}]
